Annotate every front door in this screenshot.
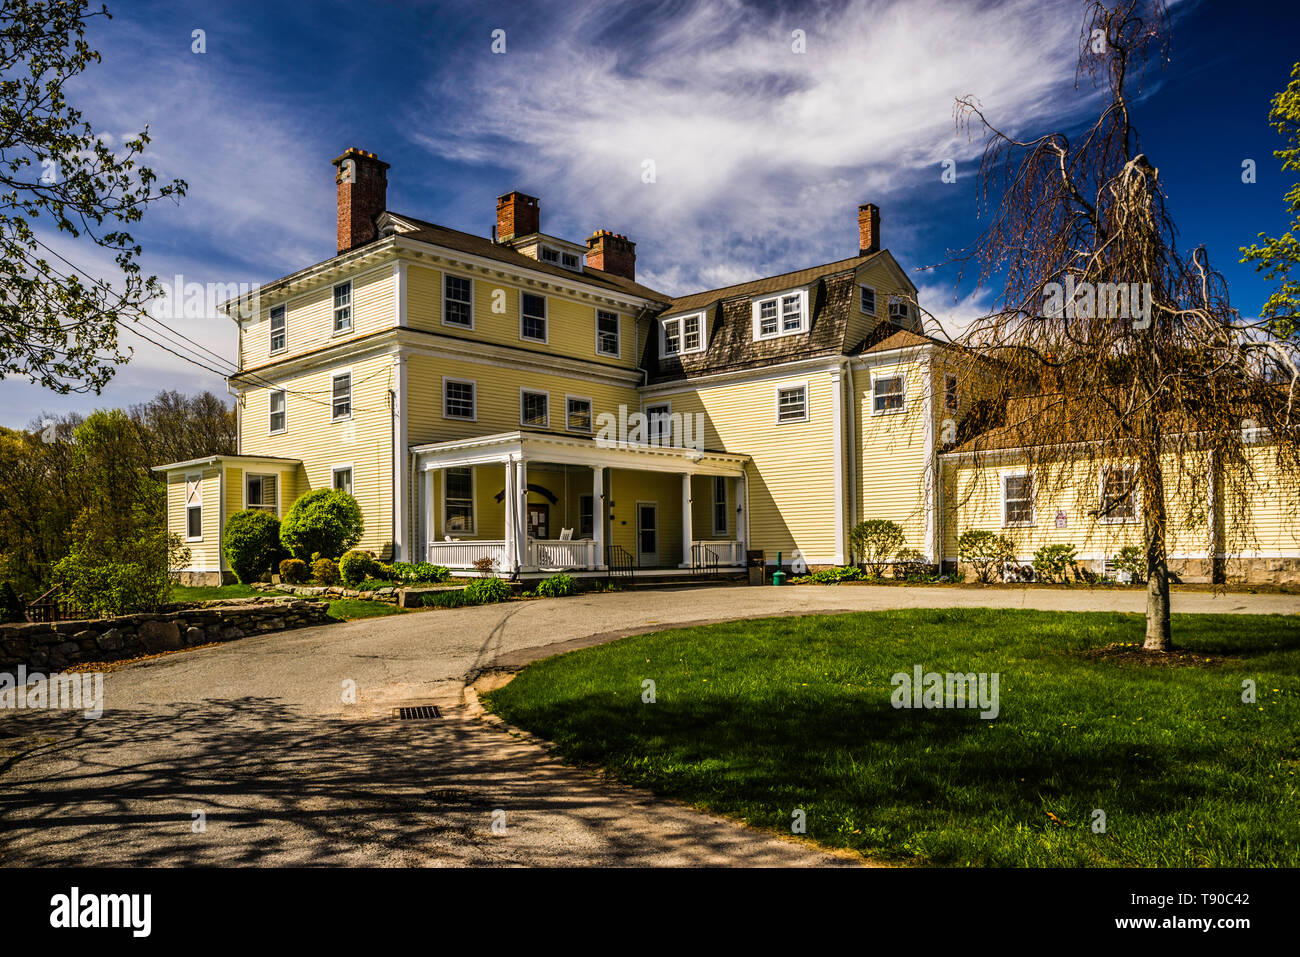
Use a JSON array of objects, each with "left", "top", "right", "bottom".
[
  {"left": 527, "top": 503, "right": 549, "bottom": 540},
  {"left": 636, "top": 502, "right": 658, "bottom": 565}
]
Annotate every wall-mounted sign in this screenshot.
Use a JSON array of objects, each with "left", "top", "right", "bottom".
[{"left": 1055, "top": 510, "right": 1068, "bottom": 529}]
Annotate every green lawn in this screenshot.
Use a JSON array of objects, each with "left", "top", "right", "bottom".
[
  {"left": 484, "top": 608, "right": 1300, "bottom": 867},
  {"left": 171, "top": 584, "right": 407, "bottom": 621}
]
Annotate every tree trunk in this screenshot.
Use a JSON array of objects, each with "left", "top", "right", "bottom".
[{"left": 1140, "top": 439, "right": 1173, "bottom": 651}]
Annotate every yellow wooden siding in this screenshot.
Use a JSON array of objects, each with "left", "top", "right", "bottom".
[
  {"left": 855, "top": 358, "right": 930, "bottom": 557},
  {"left": 608, "top": 468, "right": 684, "bottom": 565},
  {"left": 405, "top": 262, "right": 639, "bottom": 369},
  {"left": 240, "top": 265, "right": 394, "bottom": 372},
  {"left": 658, "top": 371, "right": 836, "bottom": 561},
  {"left": 845, "top": 260, "right": 913, "bottom": 348},
  {"left": 167, "top": 466, "right": 221, "bottom": 573},
  {"left": 238, "top": 353, "right": 395, "bottom": 557},
  {"left": 1224, "top": 445, "right": 1300, "bottom": 555}
]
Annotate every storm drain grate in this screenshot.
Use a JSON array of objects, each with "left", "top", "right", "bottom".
[{"left": 393, "top": 705, "right": 442, "bottom": 720}]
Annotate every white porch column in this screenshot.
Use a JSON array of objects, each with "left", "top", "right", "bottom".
[
  {"left": 592, "top": 465, "right": 606, "bottom": 569},
  {"left": 681, "top": 472, "right": 693, "bottom": 567},
  {"left": 503, "top": 458, "right": 518, "bottom": 575},
  {"left": 739, "top": 469, "right": 750, "bottom": 552},
  {"left": 516, "top": 458, "right": 529, "bottom": 570},
  {"left": 422, "top": 467, "right": 437, "bottom": 563},
  {"left": 831, "top": 363, "right": 846, "bottom": 566}
]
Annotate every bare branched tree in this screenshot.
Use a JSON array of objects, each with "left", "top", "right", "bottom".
[{"left": 938, "top": 0, "right": 1300, "bottom": 651}]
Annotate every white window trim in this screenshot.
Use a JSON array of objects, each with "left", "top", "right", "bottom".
[
  {"left": 442, "top": 272, "right": 474, "bottom": 330},
  {"left": 184, "top": 472, "right": 203, "bottom": 542},
  {"left": 520, "top": 292, "right": 548, "bottom": 343},
  {"left": 660, "top": 312, "right": 706, "bottom": 357},
  {"left": 859, "top": 284, "right": 877, "bottom": 317},
  {"left": 268, "top": 389, "right": 286, "bottom": 435},
  {"left": 1098, "top": 464, "right": 1141, "bottom": 525},
  {"left": 565, "top": 393, "right": 594, "bottom": 433},
  {"left": 443, "top": 465, "right": 477, "bottom": 536},
  {"left": 752, "top": 288, "right": 809, "bottom": 341},
  {"left": 645, "top": 401, "right": 673, "bottom": 444},
  {"left": 332, "top": 280, "right": 353, "bottom": 335},
  {"left": 332, "top": 463, "right": 355, "bottom": 494},
  {"left": 442, "top": 376, "right": 477, "bottom": 422},
  {"left": 712, "top": 475, "right": 728, "bottom": 536},
  {"left": 774, "top": 380, "right": 809, "bottom": 424},
  {"left": 244, "top": 472, "right": 279, "bottom": 514},
  {"left": 520, "top": 387, "right": 550, "bottom": 428},
  {"left": 1001, "top": 469, "right": 1035, "bottom": 528},
  {"left": 331, "top": 368, "right": 354, "bottom": 423},
  {"left": 870, "top": 370, "right": 907, "bottom": 416},
  {"left": 595, "top": 309, "right": 621, "bottom": 358},
  {"left": 269, "top": 305, "right": 286, "bottom": 355}
]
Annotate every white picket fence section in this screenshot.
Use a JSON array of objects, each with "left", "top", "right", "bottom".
[
  {"left": 528, "top": 539, "right": 599, "bottom": 570},
  {"left": 427, "top": 540, "right": 507, "bottom": 569}
]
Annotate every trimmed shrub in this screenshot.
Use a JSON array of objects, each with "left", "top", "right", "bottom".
[
  {"left": 464, "top": 577, "right": 511, "bottom": 604},
  {"left": 223, "top": 509, "right": 284, "bottom": 584},
  {"left": 312, "top": 557, "right": 340, "bottom": 586},
  {"left": 1032, "top": 544, "right": 1078, "bottom": 583},
  {"left": 1112, "top": 545, "right": 1146, "bottom": 583},
  {"left": 389, "top": 561, "right": 450, "bottom": 584},
  {"left": 339, "top": 549, "right": 381, "bottom": 586},
  {"left": 421, "top": 589, "right": 468, "bottom": 609},
  {"left": 957, "top": 529, "right": 1016, "bottom": 583},
  {"left": 280, "top": 488, "right": 364, "bottom": 561},
  {"left": 850, "top": 519, "right": 907, "bottom": 576},
  {"left": 279, "top": 558, "right": 309, "bottom": 584},
  {"left": 795, "top": 565, "right": 868, "bottom": 584},
  {"left": 536, "top": 573, "right": 576, "bottom": 598}
]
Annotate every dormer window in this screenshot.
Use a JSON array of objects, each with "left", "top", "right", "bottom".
[
  {"left": 752, "top": 289, "right": 808, "bottom": 340},
  {"left": 661, "top": 312, "right": 705, "bottom": 357},
  {"left": 540, "top": 246, "right": 560, "bottom": 264},
  {"left": 562, "top": 252, "right": 580, "bottom": 270},
  {"left": 537, "top": 245, "right": 583, "bottom": 272}
]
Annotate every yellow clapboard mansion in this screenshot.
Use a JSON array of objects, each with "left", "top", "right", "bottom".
[{"left": 155, "top": 149, "right": 1300, "bottom": 584}]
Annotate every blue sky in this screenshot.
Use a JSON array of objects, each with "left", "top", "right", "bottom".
[{"left": 3, "top": 0, "right": 1296, "bottom": 427}]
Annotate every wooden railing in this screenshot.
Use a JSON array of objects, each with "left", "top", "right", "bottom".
[
  {"left": 23, "top": 585, "right": 85, "bottom": 623},
  {"left": 528, "top": 539, "right": 598, "bottom": 571},
  {"left": 427, "top": 540, "right": 507, "bottom": 570},
  {"left": 689, "top": 539, "right": 745, "bottom": 566},
  {"left": 690, "top": 544, "right": 720, "bottom": 579}
]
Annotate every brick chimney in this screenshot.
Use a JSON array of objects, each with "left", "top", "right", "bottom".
[
  {"left": 586, "top": 230, "right": 636, "bottom": 280},
  {"left": 332, "top": 148, "right": 389, "bottom": 254},
  {"left": 858, "top": 202, "right": 880, "bottom": 256},
  {"left": 496, "top": 191, "right": 540, "bottom": 241}
]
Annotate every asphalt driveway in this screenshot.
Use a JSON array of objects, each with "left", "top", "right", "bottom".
[{"left": 1, "top": 584, "right": 1295, "bottom": 866}]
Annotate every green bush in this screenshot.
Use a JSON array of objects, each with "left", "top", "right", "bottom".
[
  {"left": 312, "top": 557, "right": 340, "bottom": 586},
  {"left": 339, "top": 549, "right": 380, "bottom": 586},
  {"left": 389, "top": 561, "right": 450, "bottom": 584},
  {"left": 464, "top": 577, "right": 512, "bottom": 604},
  {"left": 279, "top": 558, "right": 309, "bottom": 584},
  {"left": 850, "top": 519, "right": 907, "bottom": 575},
  {"left": 421, "top": 589, "right": 468, "bottom": 609},
  {"left": 957, "top": 529, "right": 1016, "bottom": 583},
  {"left": 0, "top": 581, "right": 25, "bottom": 623},
  {"left": 1112, "top": 545, "right": 1146, "bottom": 583},
  {"left": 280, "top": 488, "right": 364, "bottom": 561},
  {"left": 222, "top": 509, "right": 283, "bottom": 584},
  {"left": 893, "top": 547, "right": 929, "bottom": 579},
  {"left": 1032, "top": 543, "right": 1078, "bottom": 583},
  {"left": 53, "top": 528, "right": 188, "bottom": 618},
  {"left": 795, "top": 565, "right": 869, "bottom": 584},
  {"left": 357, "top": 578, "right": 397, "bottom": 591},
  {"left": 536, "top": 573, "right": 576, "bottom": 598}
]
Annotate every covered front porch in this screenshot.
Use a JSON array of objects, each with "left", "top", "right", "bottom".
[{"left": 411, "top": 431, "right": 751, "bottom": 577}]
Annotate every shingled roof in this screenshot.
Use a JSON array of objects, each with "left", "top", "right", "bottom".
[{"left": 661, "top": 252, "right": 883, "bottom": 315}]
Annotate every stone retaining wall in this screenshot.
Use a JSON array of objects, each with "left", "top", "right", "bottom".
[{"left": 0, "top": 599, "right": 331, "bottom": 672}]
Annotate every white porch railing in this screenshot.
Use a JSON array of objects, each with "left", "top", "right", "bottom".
[
  {"left": 690, "top": 540, "right": 745, "bottom": 566},
  {"left": 528, "top": 539, "right": 599, "bottom": 571},
  {"left": 427, "top": 540, "right": 506, "bottom": 569}
]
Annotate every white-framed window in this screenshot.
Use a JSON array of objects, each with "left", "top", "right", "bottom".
[
  {"left": 775, "top": 383, "right": 808, "bottom": 423},
  {"left": 872, "top": 373, "right": 905, "bottom": 414},
  {"left": 859, "top": 285, "right": 877, "bottom": 316},
  {"left": 566, "top": 395, "right": 593, "bottom": 433},
  {"left": 333, "top": 281, "right": 352, "bottom": 333},
  {"left": 1099, "top": 465, "right": 1139, "bottom": 524},
  {"left": 561, "top": 251, "right": 581, "bottom": 271},
  {"left": 520, "top": 389, "right": 549, "bottom": 428},
  {"left": 443, "top": 274, "right": 473, "bottom": 328},
  {"left": 661, "top": 312, "right": 705, "bottom": 356},
  {"left": 888, "top": 295, "right": 912, "bottom": 325},
  {"left": 578, "top": 494, "right": 594, "bottom": 538},
  {"left": 331, "top": 372, "right": 352, "bottom": 421},
  {"left": 944, "top": 373, "right": 959, "bottom": 413},
  {"left": 269, "top": 305, "right": 286, "bottom": 353},
  {"left": 646, "top": 402, "right": 672, "bottom": 445},
  {"left": 443, "top": 378, "right": 476, "bottom": 421},
  {"left": 269, "top": 389, "right": 286, "bottom": 434},
  {"left": 246, "top": 474, "right": 278, "bottom": 513},
  {"left": 185, "top": 473, "right": 202, "bottom": 541},
  {"left": 540, "top": 246, "right": 560, "bottom": 265},
  {"left": 713, "top": 475, "right": 728, "bottom": 536},
  {"left": 1002, "top": 472, "right": 1035, "bottom": 527},
  {"left": 444, "top": 466, "right": 474, "bottom": 533},
  {"left": 753, "top": 290, "right": 808, "bottom": 340},
  {"left": 520, "top": 292, "right": 547, "bottom": 342},
  {"left": 332, "top": 465, "right": 354, "bottom": 495},
  {"left": 596, "top": 310, "right": 620, "bottom": 357}
]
